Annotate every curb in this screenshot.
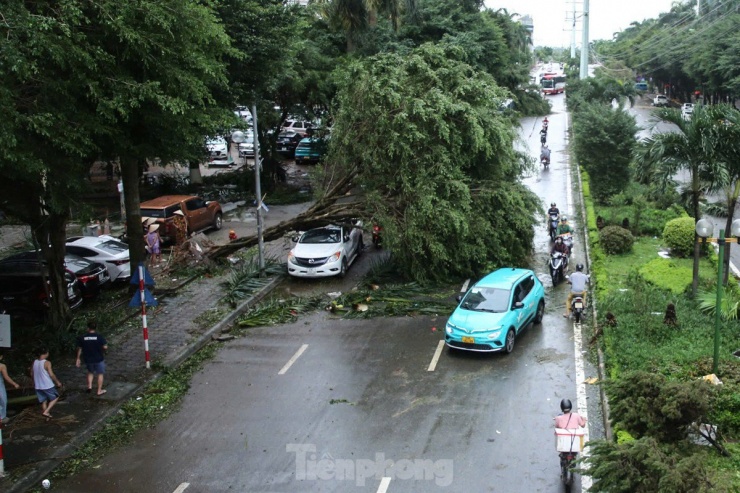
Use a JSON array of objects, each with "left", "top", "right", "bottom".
[
  {"left": 6, "top": 275, "right": 284, "bottom": 493},
  {"left": 574, "top": 165, "right": 612, "bottom": 442}
]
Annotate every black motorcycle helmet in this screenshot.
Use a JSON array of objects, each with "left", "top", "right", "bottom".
[
  {"left": 550, "top": 202, "right": 556, "bottom": 207},
  {"left": 560, "top": 398, "right": 572, "bottom": 413},
  {"left": 576, "top": 264, "right": 584, "bottom": 272}
]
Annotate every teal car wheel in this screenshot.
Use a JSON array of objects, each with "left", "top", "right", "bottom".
[
  {"left": 534, "top": 300, "right": 545, "bottom": 324},
  {"left": 504, "top": 328, "right": 516, "bottom": 354}
]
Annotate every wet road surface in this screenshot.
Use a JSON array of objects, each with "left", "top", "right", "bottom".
[{"left": 53, "top": 94, "right": 600, "bottom": 493}]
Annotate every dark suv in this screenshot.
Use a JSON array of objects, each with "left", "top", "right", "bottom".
[{"left": 0, "top": 252, "right": 83, "bottom": 320}]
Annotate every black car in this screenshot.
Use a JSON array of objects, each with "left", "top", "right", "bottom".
[
  {"left": 62, "top": 254, "right": 111, "bottom": 297},
  {"left": 276, "top": 131, "right": 304, "bottom": 157},
  {"left": 0, "top": 252, "right": 83, "bottom": 320}
]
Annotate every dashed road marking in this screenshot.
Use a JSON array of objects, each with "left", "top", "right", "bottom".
[
  {"left": 172, "top": 483, "right": 190, "bottom": 493},
  {"left": 278, "top": 344, "right": 309, "bottom": 375},
  {"left": 427, "top": 340, "right": 445, "bottom": 372},
  {"left": 376, "top": 477, "right": 392, "bottom": 493}
]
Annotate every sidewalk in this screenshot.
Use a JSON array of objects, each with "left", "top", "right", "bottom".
[{"left": 0, "top": 238, "right": 289, "bottom": 492}]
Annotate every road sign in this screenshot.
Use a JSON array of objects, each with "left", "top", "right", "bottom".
[
  {"left": 129, "top": 288, "right": 158, "bottom": 307},
  {"left": 0, "top": 314, "right": 10, "bottom": 348},
  {"left": 130, "top": 262, "right": 155, "bottom": 287}
]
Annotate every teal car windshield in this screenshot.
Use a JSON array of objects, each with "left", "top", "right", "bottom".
[{"left": 460, "top": 287, "right": 510, "bottom": 313}]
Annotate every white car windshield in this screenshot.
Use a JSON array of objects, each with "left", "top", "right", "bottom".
[
  {"left": 460, "top": 287, "right": 510, "bottom": 313},
  {"left": 300, "top": 229, "right": 340, "bottom": 244}
]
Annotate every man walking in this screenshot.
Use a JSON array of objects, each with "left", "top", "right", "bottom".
[{"left": 76, "top": 320, "right": 108, "bottom": 396}]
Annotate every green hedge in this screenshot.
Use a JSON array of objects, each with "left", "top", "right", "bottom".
[
  {"left": 663, "top": 216, "right": 696, "bottom": 258},
  {"left": 638, "top": 257, "right": 693, "bottom": 295}
]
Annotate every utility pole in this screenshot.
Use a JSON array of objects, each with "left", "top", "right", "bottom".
[
  {"left": 579, "top": 0, "right": 589, "bottom": 79},
  {"left": 570, "top": 1, "right": 577, "bottom": 60}
]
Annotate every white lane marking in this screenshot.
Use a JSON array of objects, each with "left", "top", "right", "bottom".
[
  {"left": 460, "top": 278, "right": 470, "bottom": 292},
  {"left": 278, "top": 344, "right": 309, "bottom": 375},
  {"left": 376, "top": 477, "right": 392, "bottom": 493},
  {"left": 573, "top": 321, "right": 592, "bottom": 491},
  {"left": 428, "top": 340, "right": 445, "bottom": 372},
  {"left": 173, "top": 483, "right": 190, "bottom": 493}
]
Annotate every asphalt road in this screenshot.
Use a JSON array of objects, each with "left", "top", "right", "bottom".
[{"left": 52, "top": 94, "right": 601, "bottom": 493}]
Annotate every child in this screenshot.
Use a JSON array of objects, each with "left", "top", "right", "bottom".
[
  {"left": 146, "top": 223, "right": 162, "bottom": 264},
  {"left": 31, "top": 348, "right": 63, "bottom": 419}
]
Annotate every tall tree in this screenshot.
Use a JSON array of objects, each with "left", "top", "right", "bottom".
[{"left": 635, "top": 106, "right": 719, "bottom": 296}]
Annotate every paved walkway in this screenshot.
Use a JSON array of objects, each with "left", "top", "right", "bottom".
[{"left": 0, "top": 238, "right": 288, "bottom": 491}]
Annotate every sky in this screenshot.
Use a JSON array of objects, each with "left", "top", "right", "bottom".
[{"left": 484, "top": 0, "right": 683, "bottom": 47}]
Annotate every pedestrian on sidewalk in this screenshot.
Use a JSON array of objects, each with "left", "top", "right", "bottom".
[
  {"left": 146, "top": 223, "right": 162, "bottom": 265},
  {"left": 0, "top": 352, "right": 21, "bottom": 423},
  {"left": 76, "top": 320, "right": 108, "bottom": 396},
  {"left": 31, "top": 348, "right": 62, "bottom": 419}
]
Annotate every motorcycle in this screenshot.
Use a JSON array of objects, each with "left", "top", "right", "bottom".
[
  {"left": 372, "top": 224, "right": 382, "bottom": 248},
  {"left": 540, "top": 131, "right": 547, "bottom": 145},
  {"left": 561, "top": 233, "right": 574, "bottom": 254},
  {"left": 541, "top": 155, "right": 550, "bottom": 168},
  {"left": 548, "top": 213, "right": 559, "bottom": 241},
  {"left": 549, "top": 251, "right": 568, "bottom": 286},
  {"left": 571, "top": 294, "right": 586, "bottom": 324},
  {"left": 560, "top": 450, "right": 578, "bottom": 491},
  {"left": 556, "top": 424, "right": 584, "bottom": 492}
]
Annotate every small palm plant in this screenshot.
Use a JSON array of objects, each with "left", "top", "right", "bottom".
[{"left": 697, "top": 283, "right": 740, "bottom": 321}]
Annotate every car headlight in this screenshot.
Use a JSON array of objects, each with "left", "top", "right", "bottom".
[
  {"left": 329, "top": 251, "right": 341, "bottom": 262},
  {"left": 288, "top": 252, "right": 295, "bottom": 262},
  {"left": 487, "top": 327, "right": 503, "bottom": 339},
  {"left": 445, "top": 324, "right": 453, "bottom": 335}
]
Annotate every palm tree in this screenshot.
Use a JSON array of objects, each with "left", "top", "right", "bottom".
[
  {"left": 704, "top": 104, "right": 740, "bottom": 284},
  {"left": 321, "top": 0, "right": 417, "bottom": 52},
  {"left": 635, "top": 105, "right": 720, "bottom": 296}
]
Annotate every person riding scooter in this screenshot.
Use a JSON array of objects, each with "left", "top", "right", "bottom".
[
  {"left": 547, "top": 202, "right": 560, "bottom": 217},
  {"left": 554, "top": 398, "right": 586, "bottom": 429},
  {"left": 564, "top": 264, "right": 589, "bottom": 318},
  {"left": 540, "top": 128, "right": 547, "bottom": 145},
  {"left": 551, "top": 236, "right": 569, "bottom": 256},
  {"left": 540, "top": 145, "right": 551, "bottom": 166},
  {"left": 556, "top": 216, "right": 573, "bottom": 236}
]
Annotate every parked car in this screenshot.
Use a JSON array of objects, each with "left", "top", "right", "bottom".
[
  {"left": 206, "top": 136, "right": 233, "bottom": 167},
  {"left": 681, "top": 103, "right": 694, "bottom": 121},
  {"left": 445, "top": 268, "right": 545, "bottom": 354},
  {"left": 287, "top": 221, "right": 363, "bottom": 278},
  {"left": 653, "top": 94, "right": 669, "bottom": 107},
  {"left": 66, "top": 235, "right": 131, "bottom": 282},
  {"left": 0, "top": 253, "right": 83, "bottom": 319},
  {"left": 276, "top": 131, "right": 304, "bottom": 157},
  {"left": 237, "top": 131, "right": 255, "bottom": 158},
  {"left": 294, "top": 137, "right": 328, "bottom": 165},
  {"left": 140, "top": 195, "right": 223, "bottom": 244},
  {"left": 281, "top": 119, "right": 312, "bottom": 137}
]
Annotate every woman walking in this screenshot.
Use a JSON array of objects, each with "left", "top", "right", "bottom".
[{"left": 0, "top": 352, "right": 21, "bottom": 423}]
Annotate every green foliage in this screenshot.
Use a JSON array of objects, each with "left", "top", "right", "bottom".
[
  {"left": 615, "top": 428, "right": 635, "bottom": 444},
  {"left": 599, "top": 225, "right": 634, "bottom": 255},
  {"left": 710, "top": 384, "right": 740, "bottom": 438},
  {"left": 328, "top": 43, "right": 539, "bottom": 281},
  {"left": 585, "top": 437, "right": 715, "bottom": 493},
  {"left": 607, "top": 371, "right": 713, "bottom": 442},
  {"left": 572, "top": 101, "right": 638, "bottom": 203},
  {"left": 236, "top": 296, "right": 325, "bottom": 328},
  {"left": 639, "top": 258, "right": 693, "bottom": 295},
  {"left": 221, "top": 255, "right": 284, "bottom": 307},
  {"left": 697, "top": 283, "right": 740, "bottom": 321},
  {"left": 663, "top": 216, "right": 696, "bottom": 258},
  {"left": 597, "top": 202, "right": 686, "bottom": 237}
]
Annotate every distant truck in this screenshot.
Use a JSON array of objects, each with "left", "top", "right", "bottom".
[{"left": 140, "top": 195, "right": 223, "bottom": 244}]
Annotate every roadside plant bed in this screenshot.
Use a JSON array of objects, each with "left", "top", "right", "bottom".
[{"left": 49, "top": 344, "right": 218, "bottom": 481}]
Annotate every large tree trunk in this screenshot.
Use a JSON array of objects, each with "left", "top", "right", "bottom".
[
  {"left": 122, "top": 158, "right": 146, "bottom": 272},
  {"left": 189, "top": 160, "right": 203, "bottom": 186},
  {"left": 33, "top": 211, "right": 70, "bottom": 330}
]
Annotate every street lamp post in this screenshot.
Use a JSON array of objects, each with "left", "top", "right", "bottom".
[
  {"left": 695, "top": 218, "right": 740, "bottom": 374},
  {"left": 230, "top": 119, "right": 265, "bottom": 273}
]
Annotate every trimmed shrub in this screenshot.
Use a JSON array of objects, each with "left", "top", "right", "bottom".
[
  {"left": 638, "top": 257, "right": 692, "bottom": 295},
  {"left": 663, "top": 216, "right": 696, "bottom": 258},
  {"left": 599, "top": 225, "right": 634, "bottom": 254}
]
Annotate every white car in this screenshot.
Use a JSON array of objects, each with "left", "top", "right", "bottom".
[
  {"left": 65, "top": 235, "right": 131, "bottom": 282},
  {"left": 281, "top": 119, "right": 312, "bottom": 137},
  {"left": 206, "top": 136, "right": 233, "bottom": 167},
  {"left": 681, "top": 103, "right": 694, "bottom": 121},
  {"left": 653, "top": 94, "right": 668, "bottom": 107},
  {"left": 287, "top": 222, "right": 363, "bottom": 278}
]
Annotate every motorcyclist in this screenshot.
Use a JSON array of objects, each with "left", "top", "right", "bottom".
[
  {"left": 540, "top": 145, "right": 551, "bottom": 164},
  {"left": 540, "top": 128, "right": 547, "bottom": 144},
  {"left": 551, "top": 236, "right": 568, "bottom": 256},
  {"left": 542, "top": 117, "right": 549, "bottom": 130},
  {"left": 556, "top": 216, "right": 573, "bottom": 236},
  {"left": 554, "top": 398, "right": 586, "bottom": 429},
  {"left": 547, "top": 202, "right": 560, "bottom": 217},
  {"left": 564, "top": 264, "right": 590, "bottom": 318}
]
